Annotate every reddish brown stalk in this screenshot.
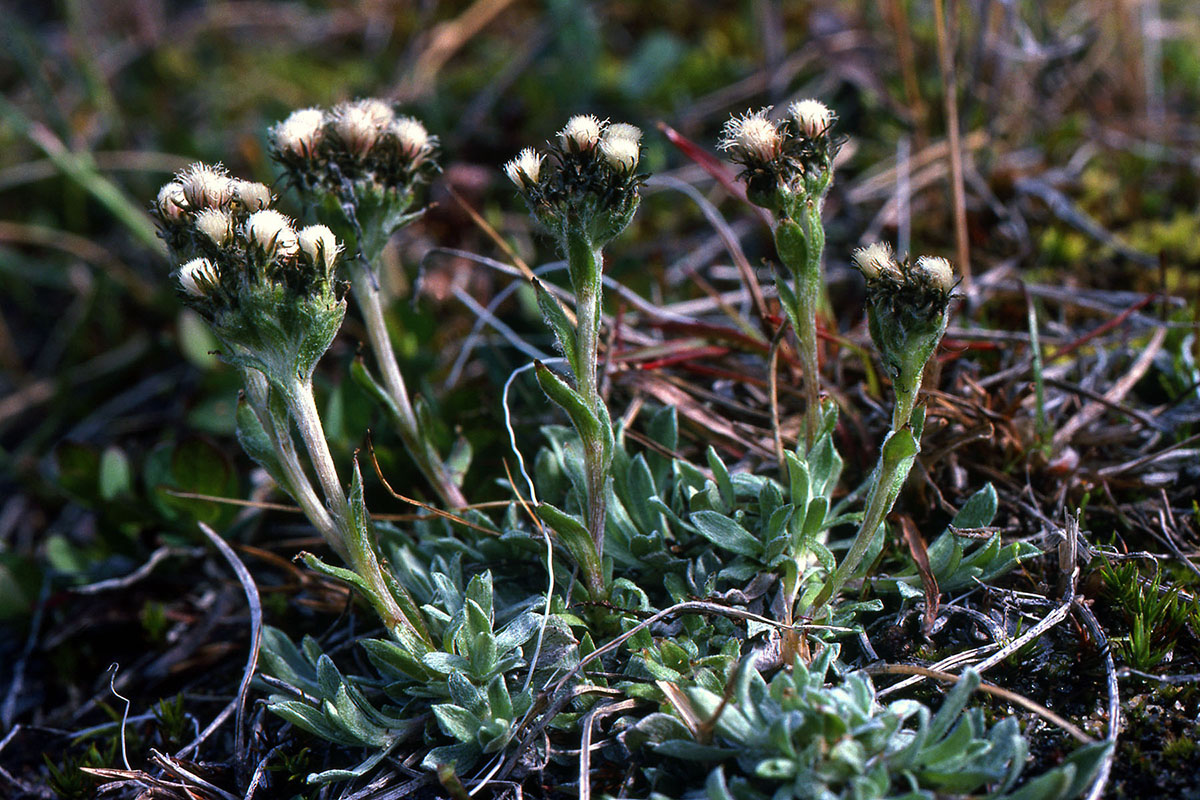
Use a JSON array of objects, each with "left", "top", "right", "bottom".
[{"left": 931, "top": 0, "right": 972, "bottom": 285}]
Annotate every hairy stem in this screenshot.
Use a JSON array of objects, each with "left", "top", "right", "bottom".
[
  {"left": 566, "top": 228, "right": 610, "bottom": 563},
  {"left": 352, "top": 275, "right": 468, "bottom": 509},
  {"left": 796, "top": 201, "right": 825, "bottom": 450},
  {"left": 243, "top": 369, "right": 343, "bottom": 558},
  {"left": 810, "top": 431, "right": 907, "bottom": 613},
  {"left": 282, "top": 376, "right": 411, "bottom": 635}
]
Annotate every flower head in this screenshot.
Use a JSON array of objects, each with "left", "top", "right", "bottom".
[
  {"left": 178, "top": 258, "right": 219, "bottom": 297},
  {"left": 244, "top": 209, "right": 299, "bottom": 259},
  {"left": 156, "top": 182, "right": 187, "bottom": 222},
  {"left": 194, "top": 208, "right": 233, "bottom": 247},
  {"left": 720, "top": 109, "right": 781, "bottom": 164},
  {"left": 505, "top": 148, "right": 544, "bottom": 189},
  {"left": 232, "top": 180, "right": 272, "bottom": 212},
  {"left": 298, "top": 224, "right": 342, "bottom": 271},
  {"left": 559, "top": 114, "right": 604, "bottom": 152},
  {"left": 390, "top": 116, "right": 433, "bottom": 163},
  {"left": 605, "top": 123, "right": 643, "bottom": 143},
  {"left": 599, "top": 133, "right": 640, "bottom": 173},
  {"left": 913, "top": 256, "right": 955, "bottom": 293},
  {"left": 272, "top": 108, "right": 325, "bottom": 160},
  {"left": 331, "top": 99, "right": 393, "bottom": 158},
  {"left": 179, "top": 163, "right": 234, "bottom": 211},
  {"left": 789, "top": 99, "right": 833, "bottom": 139},
  {"left": 852, "top": 242, "right": 899, "bottom": 282}
]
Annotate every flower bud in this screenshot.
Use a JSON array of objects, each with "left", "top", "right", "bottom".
[
  {"left": 788, "top": 99, "right": 833, "bottom": 139},
  {"left": 298, "top": 224, "right": 341, "bottom": 271},
  {"left": 390, "top": 116, "right": 432, "bottom": 162},
  {"left": 331, "top": 99, "right": 393, "bottom": 158},
  {"left": 232, "top": 180, "right": 272, "bottom": 211},
  {"left": 559, "top": 114, "right": 603, "bottom": 152},
  {"left": 156, "top": 182, "right": 187, "bottom": 222},
  {"left": 178, "top": 258, "right": 218, "bottom": 296},
  {"left": 599, "top": 133, "right": 639, "bottom": 173},
  {"left": 179, "top": 163, "right": 234, "bottom": 210},
  {"left": 504, "top": 148, "right": 544, "bottom": 189},
  {"left": 272, "top": 107, "right": 325, "bottom": 159},
  {"left": 194, "top": 208, "right": 233, "bottom": 247},
  {"left": 720, "top": 109, "right": 781, "bottom": 163},
  {"left": 914, "top": 256, "right": 955, "bottom": 293},
  {"left": 852, "top": 243, "right": 898, "bottom": 282},
  {"left": 605, "top": 122, "right": 643, "bottom": 143},
  {"left": 244, "top": 209, "right": 299, "bottom": 259}
]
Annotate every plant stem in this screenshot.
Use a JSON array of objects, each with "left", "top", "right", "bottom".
[
  {"left": 352, "top": 276, "right": 468, "bottom": 509},
  {"left": 282, "top": 376, "right": 411, "bottom": 635},
  {"left": 243, "top": 369, "right": 343, "bottom": 558},
  {"left": 565, "top": 227, "right": 610, "bottom": 560},
  {"left": 799, "top": 201, "right": 826, "bottom": 449},
  {"left": 282, "top": 378, "right": 350, "bottom": 520},
  {"left": 810, "top": 432, "right": 905, "bottom": 612}
]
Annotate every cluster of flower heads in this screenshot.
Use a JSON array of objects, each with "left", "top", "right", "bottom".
[
  {"left": 269, "top": 98, "right": 437, "bottom": 195},
  {"left": 719, "top": 100, "right": 841, "bottom": 213},
  {"left": 851, "top": 243, "right": 956, "bottom": 301},
  {"left": 851, "top": 242, "right": 956, "bottom": 399},
  {"left": 504, "top": 114, "right": 644, "bottom": 247},
  {"left": 153, "top": 162, "right": 343, "bottom": 305}
]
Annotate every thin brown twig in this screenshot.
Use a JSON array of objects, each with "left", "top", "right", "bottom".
[
  {"left": 863, "top": 664, "right": 1093, "bottom": 744},
  {"left": 931, "top": 0, "right": 972, "bottom": 284}
]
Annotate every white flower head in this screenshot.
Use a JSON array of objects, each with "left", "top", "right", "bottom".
[
  {"left": 179, "top": 163, "right": 234, "bottom": 211},
  {"left": 272, "top": 107, "right": 325, "bottom": 159},
  {"left": 604, "top": 122, "right": 643, "bottom": 143},
  {"left": 914, "top": 256, "right": 955, "bottom": 293},
  {"left": 298, "top": 224, "right": 342, "bottom": 271},
  {"left": 788, "top": 99, "right": 833, "bottom": 139},
  {"left": 390, "top": 116, "right": 433, "bottom": 162},
  {"left": 156, "top": 181, "right": 187, "bottom": 222},
  {"left": 244, "top": 209, "right": 298, "bottom": 259},
  {"left": 559, "top": 114, "right": 603, "bottom": 152},
  {"left": 232, "top": 180, "right": 272, "bottom": 212},
  {"left": 331, "top": 99, "right": 393, "bottom": 158},
  {"left": 851, "top": 242, "right": 898, "bottom": 281},
  {"left": 194, "top": 208, "right": 233, "bottom": 247},
  {"left": 504, "top": 148, "right": 544, "bottom": 189},
  {"left": 600, "top": 134, "right": 640, "bottom": 173},
  {"left": 720, "top": 109, "right": 781, "bottom": 163},
  {"left": 178, "top": 258, "right": 219, "bottom": 297}
]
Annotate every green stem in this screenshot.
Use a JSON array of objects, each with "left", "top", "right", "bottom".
[
  {"left": 351, "top": 275, "right": 468, "bottom": 509},
  {"left": 565, "top": 227, "right": 610, "bottom": 563},
  {"left": 810, "top": 431, "right": 906, "bottom": 612},
  {"left": 797, "top": 201, "right": 826, "bottom": 450},
  {"left": 282, "top": 377, "right": 411, "bottom": 635},
  {"left": 243, "top": 369, "right": 343, "bottom": 559}
]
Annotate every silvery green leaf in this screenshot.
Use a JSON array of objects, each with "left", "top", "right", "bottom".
[
  {"left": 447, "top": 671, "right": 485, "bottom": 715},
  {"left": 495, "top": 611, "right": 540, "bottom": 654},
  {"left": 928, "top": 669, "right": 981, "bottom": 742},
  {"left": 706, "top": 446, "right": 735, "bottom": 511},
  {"left": 691, "top": 510, "right": 760, "bottom": 557},
  {"left": 951, "top": 483, "right": 998, "bottom": 529},
  {"left": 432, "top": 703, "right": 484, "bottom": 743},
  {"left": 464, "top": 571, "right": 494, "bottom": 624},
  {"left": 534, "top": 278, "right": 579, "bottom": 374}
]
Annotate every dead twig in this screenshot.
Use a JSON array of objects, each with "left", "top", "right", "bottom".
[
  {"left": 197, "top": 523, "right": 262, "bottom": 788},
  {"left": 863, "top": 663, "right": 1093, "bottom": 744}
]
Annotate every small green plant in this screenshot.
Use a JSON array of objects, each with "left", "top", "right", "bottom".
[
  {"left": 637, "top": 646, "right": 1110, "bottom": 800},
  {"left": 506, "top": 115, "right": 644, "bottom": 600},
  {"left": 719, "top": 102, "right": 838, "bottom": 448},
  {"left": 268, "top": 101, "right": 467, "bottom": 509},
  {"left": 1098, "top": 558, "right": 1194, "bottom": 671},
  {"left": 142, "top": 97, "right": 1101, "bottom": 799}
]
